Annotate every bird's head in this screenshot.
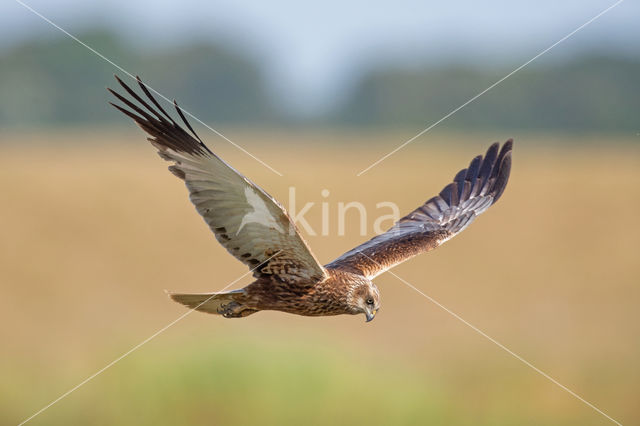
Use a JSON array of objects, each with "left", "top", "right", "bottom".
[{"left": 348, "top": 279, "right": 380, "bottom": 322}]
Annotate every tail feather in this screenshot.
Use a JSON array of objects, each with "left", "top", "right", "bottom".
[{"left": 168, "top": 290, "right": 243, "bottom": 315}]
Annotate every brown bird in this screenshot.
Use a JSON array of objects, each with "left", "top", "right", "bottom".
[{"left": 109, "top": 76, "right": 512, "bottom": 322}]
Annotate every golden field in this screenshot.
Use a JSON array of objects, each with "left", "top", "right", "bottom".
[{"left": 0, "top": 129, "right": 638, "bottom": 425}]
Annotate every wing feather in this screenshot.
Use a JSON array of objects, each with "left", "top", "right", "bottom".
[
  {"left": 326, "top": 141, "right": 512, "bottom": 279},
  {"left": 109, "top": 76, "right": 327, "bottom": 284}
]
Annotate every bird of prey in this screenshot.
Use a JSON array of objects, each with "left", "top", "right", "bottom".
[{"left": 109, "top": 76, "right": 512, "bottom": 323}]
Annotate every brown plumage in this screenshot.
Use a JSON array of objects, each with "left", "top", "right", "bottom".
[{"left": 108, "top": 75, "right": 512, "bottom": 323}]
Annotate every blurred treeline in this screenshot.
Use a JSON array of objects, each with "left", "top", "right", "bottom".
[{"left": 0, "top": 30, "right": 638, "bottom": 131}]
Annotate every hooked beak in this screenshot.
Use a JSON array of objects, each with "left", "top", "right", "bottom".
[{"left": 365, "top": 309, "right": 377, "bottom": 322}]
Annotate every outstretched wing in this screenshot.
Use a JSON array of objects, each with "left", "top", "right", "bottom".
[
  {"left": 326, "top": 141, "right": 512, "bottom": 279},
  {"left": 109, "top": 76, "right": 327, "bottom": 284}
]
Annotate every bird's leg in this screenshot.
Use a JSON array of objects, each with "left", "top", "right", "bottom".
[{"left": 217, "top": 301, "right": 258, "bottom": 318}]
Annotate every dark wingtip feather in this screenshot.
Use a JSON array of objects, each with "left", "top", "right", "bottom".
[
  {"left": 490, "top": 141, "right": 513, "bottom": 203},
  {"left": 134, "top": 76, "right": 175, "bottom": 124},
  {"left": 453, "top": 168, "right": 467, "bottom": 199},
  {"left": 466, "top": 155, "right": 482, "bottom": 181},
  {"left": 475, "top": 143, "right": 500, "bottom": 195},
  {"left": 485, "top": 142, "right": 500, "bottom": 159},
  {"left": 173, "top": 99, "right": 208, "bottom": 148},
  {"left": 112, "top": 75, "right": 168, "bottom": 123},
  {"left": 107, "top": 74, "right": 210, "bottom": 157},
  {"left": 113, "top": 74, "right": 125, "bottom": 87},
  {"left": 439, "top": 183, "right": 455, "bottom": 206},
  {"left": 109, "top": 101, "right": 143, "bottom": 123}
]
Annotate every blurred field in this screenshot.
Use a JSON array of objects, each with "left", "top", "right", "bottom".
[{"left": 1, "top": 129, "right": 638, "bottom": 425}]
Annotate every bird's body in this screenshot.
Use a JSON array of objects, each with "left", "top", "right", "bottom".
[
  {"left": 170, "top": 267, "right": 377, "bottom": 319},
  {"left": 109, "top": 76, "right": 512, "bottom": 323},
  {"left": 247, "top": 269, "right": 375, "bottom": 317}
]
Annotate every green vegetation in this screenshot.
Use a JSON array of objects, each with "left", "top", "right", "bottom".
[
  {"left": 0, "top": 31, "right": 273, "bottom": 127},
  {"left": 2, "top": 339, "right": 449, "bottom": 426},
  {"left": 0, "top": 31, "right": 638, "bottom": 131},
  {"left": 2, "top": 336, "right": 609, "bottom": 426},
  {"left": 336, "top": 56, "right": 640, "bottom": 131}
]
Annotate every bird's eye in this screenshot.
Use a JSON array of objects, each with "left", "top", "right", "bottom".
[{"left": 366, "top": 298, "right": 374, "bottom": 305}]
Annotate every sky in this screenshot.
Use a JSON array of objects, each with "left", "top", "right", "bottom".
[{"left": 2, "top": 0, "right": 638, "bottom": 114}]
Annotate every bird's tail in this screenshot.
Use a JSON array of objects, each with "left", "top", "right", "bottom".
[{"left": 168, "top": 289, "right": 256, "bottom": 317}]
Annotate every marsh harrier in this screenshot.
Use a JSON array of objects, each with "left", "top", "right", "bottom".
[{"left": 109, "top": 76, "right": 512, "bottom": 322}]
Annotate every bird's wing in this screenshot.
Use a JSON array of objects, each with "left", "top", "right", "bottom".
[
  {"left": 109, "top": 76, "right": 327, "bottom": 284},
  {"left": 326, "top": 141, "right": 512, "bottom": 279}
]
